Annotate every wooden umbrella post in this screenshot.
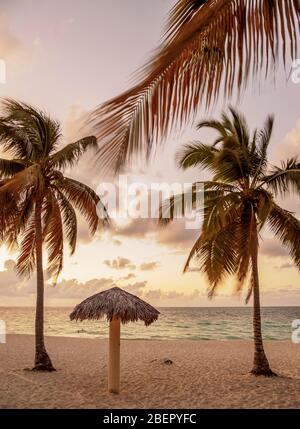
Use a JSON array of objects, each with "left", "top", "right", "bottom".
[{"left": 108, "top": 316, "right": 121, "bottom": 393}]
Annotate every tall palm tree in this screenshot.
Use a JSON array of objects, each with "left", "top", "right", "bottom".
[
  {"left": 159, "top": 108, "right": 300, "bottom": 376},
  {"left": 0, "top": 99, "right": 109, "bottom": 371},
  {"left": 91, "top": 0, "right": 300, "bottom": 173}
]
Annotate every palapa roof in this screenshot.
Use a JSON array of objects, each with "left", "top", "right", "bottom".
[{"left": 70, "top": 287, "right": 160, "bottom": 326}]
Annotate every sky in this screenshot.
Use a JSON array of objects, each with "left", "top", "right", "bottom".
[{"left": 0, "top": 0, "right": 299, "bottom": 307}]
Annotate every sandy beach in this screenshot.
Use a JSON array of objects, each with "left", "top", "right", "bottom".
[{"left": 0, "top": 335, "right": 300, "bottom": 409}]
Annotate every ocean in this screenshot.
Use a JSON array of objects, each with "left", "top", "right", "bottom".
[{"left": 0, "top": 306, "right": 299, "bottom": 341}]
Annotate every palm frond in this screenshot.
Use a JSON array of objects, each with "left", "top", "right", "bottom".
[
  {"left": 54, "top": 188, "right": 77, "bottom": 255},
  {"left": 49, "top": 136, "right": 97, "bottom": 170},
  {"left": 0, "top": 121, "right": 30, "bottom": 158},
  {"left": 254, "top": 188, "right": 274, "bottom": 228},
  {"left": 195, "top": 219, "right": 240, "bottom": 296},
  {"left": 250, "top": 115, "right": 274, "bottom": 180},
  {"left": 236, "top": 204, "right": 255, "bottom": 287},
  {"left": 1, "top": 99, "right": 61, "bottom": 159},
  {"left": 90, "top": 0, "right": 300, "bottom": 172},
  {"left": 16, "top": 211, "right": 36, "bottom": 278},
  {"left": 43, "top": 192, "right": 64, "bottom": 282},
  {"left": 57, "top": 177, "right": 107, "bottom": 234},
  {"left": 159, "top": 182, "right": 206, "bottom": 226},
  {"left": 176, "top": 142, "right": 219, "bottom": 171},
  {"left": 262, "top": 157, "right": 300, "bottom": 196},
  {"left": 0, "top": 158, "right": 27, "bottom": 178},
  {"left": 228, "top": 107, "right": 250, "bottom": 150},
  {"left": 205, "top": 192, "right": 240, "bottom": 229},
  {"left": 0, "top": 165, "right": 42, "bottom": 207},
  {"left": 165, "top": 0, "right": 208, "bottom": 43},
  {"left": 268, "top": 203, "right": 300, "bottom": 270}
]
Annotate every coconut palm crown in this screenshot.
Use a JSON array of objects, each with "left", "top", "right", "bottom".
[
  {"left": 0, "top": 99, "right": 109, "bottom": 371},
  {"left": 160, "top": 107, "right": 300, "bottom": 375}
]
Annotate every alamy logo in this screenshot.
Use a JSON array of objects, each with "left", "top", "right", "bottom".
[
  {"left": 0, "top": 59, "right": 6, "bottom": 84},
  {"left": 96, "top": 175, "right": 204, "bottom": 230},
  {"left": 0, "top": 320, "right": 6, "bottom": 344}
]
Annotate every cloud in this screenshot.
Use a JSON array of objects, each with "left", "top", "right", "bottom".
[
  {"left": 112, "top": 239, "right": 122, "bottom": 246},
  {"left": 2, "top": 258, "right": 297, "bottom": 307},
  {"left": 276, "top": 263, "right": 295, "bottom": 270},
  {"left": 123, "top": 281, "right": 147, "bottom": 296},
  {"left": 0, "top": 260, "right": 38, "bottom": 297},
  {"left": 48, "top": 277, "right": 148, "bottom": 301},
  {"left": 63, "top": 104, "right": 89, "bottom": 142},
  {"left": 119, "top": 273, "right": 136, "bottom": 281},
  {"left": 114, "top": 219, "right": 155, "bottom": 239},
  {"left": 75, "top": 215, "right": 96, "bottom": 244},
  {"left": 260, "top": 238, "right": 289, "bottom": 258},
  {"left": 45, "top": 277, "right": 115, "bottom": 299},
  {"left": 61, "top": 17, "right": 76, "bottom": 26},
  {"left": 0, "top": 260, "right": 199, "bottom": 306},
  {"left": 0, "top": 259, "right": 116, "bottom": 300},
  {"left": 186, "top": 267, "right": 201, "bottom": 273},
  {"left": 103, "top": 257, "right": 136, "bottom": 270},
  {"left": 140, "top": 261, "right": 159, "bottom": 271},
  {"left": 275, "top": 119, "right": 300, "bottom": 161},
  {"left": 156, "top": 220, "right": 198, "bottom": 248},
  {"left": 113, "top": 217, "right": 198, "bottom": 251}
]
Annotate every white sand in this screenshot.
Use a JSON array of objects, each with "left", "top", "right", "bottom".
[{"left": 0, "top": 335, "right": 300, "bottom": 408}]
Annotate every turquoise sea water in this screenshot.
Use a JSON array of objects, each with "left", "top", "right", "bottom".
[{"left": 0, "top": 306, "right": 299, "bottom": 341}]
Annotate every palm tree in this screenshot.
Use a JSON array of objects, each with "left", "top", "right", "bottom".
[
  {"left": 159, "top": 108, "right": 300, "bottom": 376},
  {"left": 0, "top": 99, "right": 109, "bottom": 371},
  {"left": 90, "top": 0, "right": 300, "bottom": 173}
]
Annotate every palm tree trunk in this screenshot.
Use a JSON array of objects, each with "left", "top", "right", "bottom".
[
  {"left": 250, "top": 230, "right": 276, "bottom": 377},
  {"left": 33, "top": 197, "right": 55, "bottom": 372}
]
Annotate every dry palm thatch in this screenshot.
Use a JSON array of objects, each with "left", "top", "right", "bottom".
[
  {"left": 70, "top": 287, "right": 160, "bottom": 326},
  {"left": 90, "top": 0, "right": 300, "bottom": 173}
]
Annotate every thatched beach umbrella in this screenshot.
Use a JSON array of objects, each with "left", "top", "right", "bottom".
[{"left": 70, "top": 287, "right": 159, "bottom": 393}]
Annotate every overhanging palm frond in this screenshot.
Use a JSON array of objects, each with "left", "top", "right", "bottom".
[
  {"left": 91, "top": 0, "right": 300, "bottom": 173},
  {"left": 49, "top": 136, "right": 97, "bottom": 170},
  {"left": 165, "top": 0, "right": 209, "bottom": 43}
]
